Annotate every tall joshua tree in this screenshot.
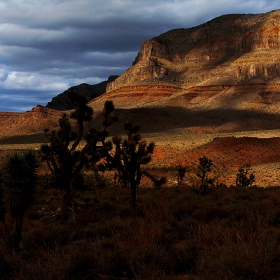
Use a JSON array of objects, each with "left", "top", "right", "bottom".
[
  {"left": 106, "top": 122, "right": 165, "bottom": 211},
  {"left": 40, "top": 90, "right": 116, "bottom": 221},
  {"left": 0, "top": 151, "right": 38, "bottom": 250}
]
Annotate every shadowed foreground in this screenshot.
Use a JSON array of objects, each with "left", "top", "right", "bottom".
[{"left": 1, "top": 184, "right": 280, "bottom": 279}]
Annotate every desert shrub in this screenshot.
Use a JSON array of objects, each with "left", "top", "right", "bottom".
[
  {"left": 236, "top": 164, "right": 255, "bottom": 188},
  {"left": 0, "top": 150, "right": 39, "bottom": 250},
  {"left": 16, "top": 246, "right": 82, "bottom": 280},
  {"left": 4, "top": 172, "right": 280, "bottom": 279},
  {"left": 23, "top": 222, "right": 79, "bottom": 250},
  {"left": 169, "top": 240, "right": 200, "bottom": 274},
  {"left": 176, "top": 165, "right": 186, "bottom": 190},
  {"left": 196, "top": 222, "right": 280, "bottom": 280},
  {"left": 197, "top": 156, "right": 216, "bottom": 195}
]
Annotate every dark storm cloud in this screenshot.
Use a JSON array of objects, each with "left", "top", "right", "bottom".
[
  {"left": 0, "top": 0, "right": 279, "bottom": 111},
  {"left": 0, "top": 89, "right": 57, "bottom": 112}
]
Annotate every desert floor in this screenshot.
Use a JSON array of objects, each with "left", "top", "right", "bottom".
[{"left": 1, "top": 128, "right": 280, "bottom": 188}]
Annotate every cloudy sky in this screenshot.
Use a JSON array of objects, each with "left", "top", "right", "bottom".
[{"left": 0, "top": 0, "right": 279, "bottom": 112}]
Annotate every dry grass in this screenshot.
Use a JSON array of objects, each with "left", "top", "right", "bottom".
[
  {"left": 1, "top": 185, "right": 280, "bottom": 279},
  {"left": 2, "top": 115, "right": 280, "bottom": 278}
]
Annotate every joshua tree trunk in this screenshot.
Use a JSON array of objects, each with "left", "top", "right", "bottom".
[
  {"left": 130, "top": 180, "right": 137, "bottom": 212},
  {"left": 9, "top": 215, "right": 24, "bottom": 250}
]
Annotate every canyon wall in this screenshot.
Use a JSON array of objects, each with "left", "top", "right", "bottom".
[{"left": 107, "top": 10, "right": 280, "bottom": 92}]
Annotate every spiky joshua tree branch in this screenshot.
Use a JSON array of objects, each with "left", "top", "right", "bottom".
[
  {"left": 105, "top": 122, "right": 165, "bottom": 211},
  {"left": 40, "top": 90, "right": 116, "bottom": 221}
]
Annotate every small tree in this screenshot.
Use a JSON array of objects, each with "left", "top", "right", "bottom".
[
  {"left": 236, "top": 164, "right": 255, "bottom": 188},
  {"left": 40, "top": 90, "right": 116, "bottom": 221},
  {"left": 197, "top": 156, "right": 216, "bottom": 195},
  {"left": 105, "top": 122, "right": 164, "bottom": 211},
  {"left": 176, "top": 165, "right": 186, "bottom": 191},
  {"left": 0, "top": 151, "right": 38, "bottom": 250}
]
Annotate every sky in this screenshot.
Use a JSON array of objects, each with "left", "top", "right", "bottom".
[{"left": 0, "top": 0, "right": 279, "bottom": 112}]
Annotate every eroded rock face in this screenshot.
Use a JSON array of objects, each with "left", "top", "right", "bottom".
[
  {"left": 107, "top": 10, "right": 280, "bottom": 92},
  {"left": 46, "top": 76, "right": 118, "bottom": 110}
]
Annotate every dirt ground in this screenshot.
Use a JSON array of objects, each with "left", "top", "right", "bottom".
[
  {"left": 1, "top": 128, "right": 280, "bottom": 188},
  {"left": 144, "top": 128, "right": 280, "bottom": 187}
]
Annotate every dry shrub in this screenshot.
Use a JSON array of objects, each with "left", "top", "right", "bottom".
[
  {"left": 195, "top": 212, "right": 280, "bottom": 280},
  {"left": 4, "top": 179, "right": 280, "bottom": 279},
  {"left": 111, "top": 220, "right": 170, "bottom": 279},
  {"left": 23, "top": 222, "right": 79, "bottom": 250},
  {"left": 0, "top": 252, "right": 13, "bottom": 279},
  {"left": 169, "top": 240, "right": 200, "bottom": 275}
]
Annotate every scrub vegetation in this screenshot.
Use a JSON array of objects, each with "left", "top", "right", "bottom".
[{"left": 1, "top": 92, "right": 280, "bottom": 279}]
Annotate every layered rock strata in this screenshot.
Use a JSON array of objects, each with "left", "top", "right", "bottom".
[
  {"left": 47, "top": 76, "right": 118, "bottom": 110},
  {"left": 107, "top": 10, "right": 280, "bottom": 96}
]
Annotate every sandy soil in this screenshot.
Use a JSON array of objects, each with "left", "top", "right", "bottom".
[
  {"left": 1, "top": 128, "right": 280, "bottom": 188},
  {"left": 144, "top": 128, "right": 280, "bottom": 187}
]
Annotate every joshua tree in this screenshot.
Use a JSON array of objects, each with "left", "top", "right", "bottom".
[
  {"left": 105, "top": 122, "right": 165, "bottom": 211},
  {"left": 197, "top": 156, "right": 216, "bottom": 195},
  {"left": 236, "top": 164, "right": 255, "bottom": 188},
  {"left": 0, "top": 151, "right": 38, "bottom": 250},
  {"left": 40, "top": 90, "right": 116, "bottom": 221},
  {"left": 176, "top": 165, "right": 186, "bottom": 191}
]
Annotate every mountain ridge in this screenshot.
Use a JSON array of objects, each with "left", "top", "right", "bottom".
[
  {"left": 2, "top": 10, "right": 280, "bottom": 186},
  {"left": 107, "top": 9, "right": 280, "bottom": 93},
  {"left": 2, "top": 9, "right": 280, "bottom": 137},
  {"left": 46, "top": 75, "right": 118, "bottom": 110}
]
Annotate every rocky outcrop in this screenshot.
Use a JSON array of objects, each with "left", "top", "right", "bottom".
[
  {"left": 0, "top": 112, "right": 21, "bottom": 132},
  {"left": 0, "top": 106, "right": 62, "bottom": 137},
  {"left": 107, "top": 10, "right": 280, "bottom": 92},
  {"left": 47, "top": 76, "right": 118, "bottom": 110}
]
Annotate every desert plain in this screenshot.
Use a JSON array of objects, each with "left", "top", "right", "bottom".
[{"left": 1, "top": 115, "right": 280, "bottom": 188}]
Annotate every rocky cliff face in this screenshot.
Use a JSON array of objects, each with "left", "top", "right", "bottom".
[
  {"left": 107, "top": 10, "right": 280, "bottom": 92},
  {"left": 46, "top": 76, "right": 118, "bottom": 110}
]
